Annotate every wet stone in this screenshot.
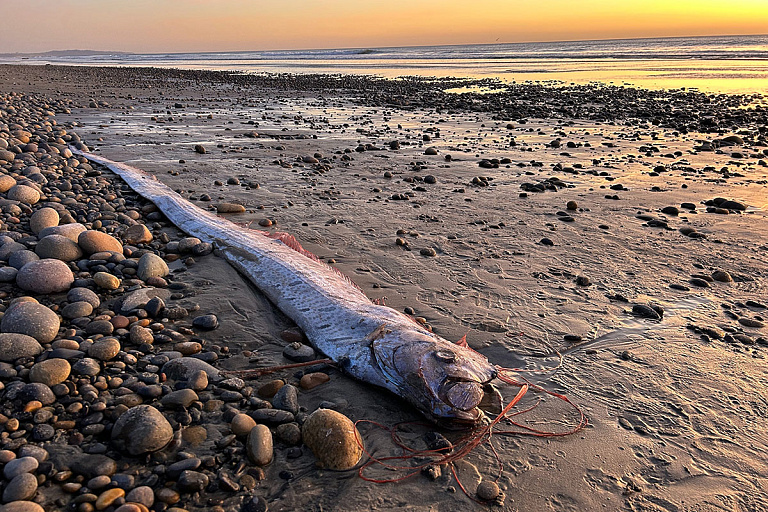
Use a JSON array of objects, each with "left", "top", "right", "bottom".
[
  {"left": 282, "top": 342, "right": 316, "bottom": 362},
  {"left": 111, "top": 405, "right": 173, "bottom": 455},
  {"left": 246, "top": 425, "right": 273, "bottom": 466},
  {"left": 192, "top": 314, "right": 218, "bottom": 330}
]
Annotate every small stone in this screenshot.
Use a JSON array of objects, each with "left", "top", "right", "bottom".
[
  {"left": 35, "top": 234, "right": 83, "bottom": 262},
  {"left": 711, "top": 270, "right": 733, "bottom": 283},
  {"left": 86, "top": 320, "right": 114, "bottom": 336},
  {"left": 3, "top": 456, "right": 39, "bottom": 480},
  {"left": 192, "top": 314, "right": 218, "bottom": 330},
  {"left": 177, "top": 237, "right": 202, "bottom": 252},
  {"left": 122, "top": 224, "right": 153, "bottom": 244},
  {"left": 632, "top": 304, "right": 662, "bottom": 320},
  {"left": 420, "top": 247, "right": 437, "bottom": 257},
  {"left": 177, "top": 470, "right": 209, "bottom": 493},
  {"left": 39, "top": 223, "right": 87, "bottom": 242},
  {"left": 125, "top": 486, "right": 154, "bottom": 507},
  {"left": 130, "top": 325, "right": 154, "bottom": 345},
  {"left": 242, "top": 496, "right": 268, "bottom": 512},
  {"left": 8, "top": 250, "right": 39, "bottom": 270},
  {"left": 16, "top": 259, "right": 74, "bottom": 293},
  {"left": 1, "top": 302, "right": 60, "bottom": 343},
  {"left": 302, "top": 409, "right": 363, "bottom": 470},
  {"left": 162, "top": 357, "right": 220, "bottom": 381},
  {"left": 215, "top": 203, "right": 245, "bottom": 213},
  {"left": 575, "top": 275, "right": 591, "bottom": 286},
  {"left": 111, "top": 405, "right": 173, "bottom": 455},
  {"left": 1, "top": 502, "right": 45, "bottom": 512},
  {"left": 231, "top": 413, "right": 257, "bottom": 436},
  {"left": 144, "top": 296, "right": 165, "bottom": 317},
  {"left": 78, "top": 230, "right": 123, "bottom": 255},
  {"left": 194, "top": 144, "right": 207, "bottom": 154},
  {"left": 299, "top": 372, "right": 330, "bottom": 390},
  {"left": 186, "top": 369, "right": 208, "bottom": 391},
  {"left": 2, "top": 473, "right": 38, "bottom": 502},
  {"left": 68, "top": 287, "right": 101, "bottom": 308},
  {"left": 94, "top": 271, "right": 120, "bottom": 290},
  {"left": 258, "top": 379, "right": 284, "bottom": 398},
  {"left": 74, "top": 454, "right": 117, "bottom": 479},
  {"left": 71, "top": 358, "right": 101, "bottom": 377},
  {"left": 29, "top": 358, "right": 71, "bottom": 386},
  {"left": 275, "top": 422, "right": 302, "bottom": 445},
  {"left": 88, "top": 338, "right": 121, "bottom": 361},
  {"left": 477, "top": 481, "right": 500, "bottom": 500},
  {"left": 566, "top": 200, "right": 578, "bottom": 210},
  {"left": 0, "top": 175, "right": 16, "bottom": 191},
  {"left": 246, "top": 425, "right": 273, "bottom": 466},
  {"left": 0, "top": 333, "right": 43, "bottom": 362},
  {"left": 95, "top": 488, "right": 125, "bottom": 510},
  {"left": 739, "top": 318, "right": 765, "bottom": 328},
  {"left": 282, "top": 342, "right": 316, "bottom": 362},
  {"left": 137, "top": 253, "right": 169, "bottom": 281},
  {"left": 272, "top": 384, "right": 299, "bottom": 414},
  {"left": 7, "top": 184, "right": 40, "bottom": 205},
  {"left": 29, "top": 207, "right": 60, "bottom": 234},
  {"left": 161, "top": 389, "right": 199, "bottom": 408}
]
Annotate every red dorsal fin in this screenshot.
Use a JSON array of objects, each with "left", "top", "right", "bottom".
[{"left": 263, "top": 231, "right": 365, "bottom": 295}]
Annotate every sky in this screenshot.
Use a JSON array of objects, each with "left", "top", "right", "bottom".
[{"left": 1, "top": 0, "right": 768, "bottom": 54}]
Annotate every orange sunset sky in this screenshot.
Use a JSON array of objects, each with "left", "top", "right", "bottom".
[{"left": 2, "top": 0, "right": 768, "bottom": 53}]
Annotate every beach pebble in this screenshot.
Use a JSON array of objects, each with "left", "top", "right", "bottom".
[
  {"left": 3, "top": 457, "right": 39, "bottom": 480},
  {"left": 161, "top": 389, "right": 198, "bottom": 408},
  {"left": 257, "top": 379, "right": 284, "bottom": 398},
  {"left": 566, "top": 200, "right": 578, "bottom": 210},
  {"left": 1, "top": 503, "right": 45, "bottom": 512},
  {"left": 8, "top": 249, "right": 38, "bottom": 269},
  {"left": 246, "top": 425, "right": 273, "bottom": 466},
  {"left": 16, "top": 259, "right": 74, "bottom": 293},
  {"left": 711, "top": 270, "right": 733, "bottom": 282},
  {"left": 282, "top": 342, "right": 316, "bottom": 362},
  {"left": 125, "top": 486, "right": 154, "bottom": 507},
  {"left": 93, "top": 271, "right": 120, "bottom": 290},
  {"left": 177, "top": 470, "right": 209, "bottom": 493},
  {"left": 7, "top": 184, "right": 40, "bottom": 205},
  {"left": 111, "top": 405, "right": 173, "bottom": 455},
  {"left": 2, "top": 473, "right": 38, "bottom": 502},
  {"left": 0, "top": 174, "right": 16, "bottom": 191},
  {"left": 61, "top": 300, "right": 93, "bottom": 319},
  {"left": 477, "top": 481, "right": 500, "bottom": 500},
  {"left": 94, "top": 488, "right": 125, "bottom": 510},
  {"left": 192, "top": 314, "right": 218, "bottom": 330},
  {"left": 275, "top": 422, "right": 302, "bottom": 445},
  {"left": 272, "top": 384, "right": 299, "bottom": 414},
  {"left": 0, "top": 267, "right": 18, "bottom": 282},
  {"left": 71, "top": 357, "right": 101, "bottom": 376},
  {"left": 177, "top": 237, "right": 201, "bottom": 252},
  {"left": 68, "top": 287, "right": 101, "bottom": 308},
  {"left": 194, "top": 144, "right": 207, "bottom": 154},
  {"left": 39, "top": 223, "right": 86, "bottom": 242},
  {"left": 300, "top": 372, "right": 330, "bottom": 390},
  {"left": 231, "top": 413, "right": 257, "bottom": 436},
  {"left": 1, "top": 301, "right": 60, "bottom": 343},
  {"left": 28, "top": 358, "right": 71, "bottom": 386},
  {"left": 0, "top": 333, "right": 43, "bottom": 362},
  {"left": 29, "top": 207, "right": 59, "bottom": 234},
  {"left": 162, "top": 357, "right": 220, "bottom": 381},
  {"left": 120, "top": 287, "right": 170, "bottom": 313},
  {"left": 186, "top": 369, "right": 208, "bottom": 391},
  {"left": 35, "top": 234, "right": 83, "bottom": 261},
  {"left": 88, "top": 337, "right": 121, "bottom": 361},
  {"left": 739, "top": 318, "right": 764, "bottom": 328},
  {"left": 78, "top": 230, "right": 123, "bottom": 254},
  {"left": 302, "top": 409, "right": 363, "bottom": 470},
  {"left": 122, "top": 224, "right": 153, "bottom": 244},
  {"left": 215, "top": 203, "right": 245, "bottom": 213},
  {"left": 74, "top": 454, "right": 117, "bottom": 479},
  {"left": 137, "top": 253, "right": 169, "bottom": 280}
]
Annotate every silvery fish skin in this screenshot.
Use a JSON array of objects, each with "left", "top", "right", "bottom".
[{"left": 74, "top": 150, "right": 498, "bottom": 428}]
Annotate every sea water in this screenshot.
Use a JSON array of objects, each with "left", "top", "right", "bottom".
[{"left": 4, "top": 34, "right": 768, "bottom": 94}]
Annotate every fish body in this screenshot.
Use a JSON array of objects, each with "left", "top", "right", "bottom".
[{"left": 75, "top": 150, "right": 497, "bottom": 427}]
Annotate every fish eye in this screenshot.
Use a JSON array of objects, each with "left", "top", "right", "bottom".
[{"left": 433, "top": 350, "right": 456, "bottom": 363}]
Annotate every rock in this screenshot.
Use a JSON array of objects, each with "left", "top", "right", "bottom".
[
  {"left": 1, "top": 502, "right": 45, "bottom": 512},
  {"left": 299, "top": 372, "right": 330, "bottom": 390},
  {"left": 566, "top": 200, "right": 578, "bottom": 210},
  {"left": 192, "top": 314, "right": 218, "bottom": 330},
  {"left": 74, "top": 454, "right": 117, "bottom": 479},
  {"left": 1, "top": 302, "right": 60, "bottom": 343},
  {"left": 160, "top": 389, "right": 198, "bottom": 408},
  {"left": 8, "top": 250, "right": 38, "bottom": 270},
  {"left": 272, "top": 384, "right": 299, "bottom": 415},
  {"left": 88, "top": 338, "right": 121, "bottom": 361},
  {"left": 246, "top": 425, "right": 273, "bottom": 466},
  {"left": 257, "top": 379, "right": 284, "bottom": 398},
  {"left": 0, "top": 240, "right": 26, "bottom": 260},
  {"left": 68, "top": 287, "right": 101, "bottom": 308},
  {"left": 162, "top": 357, "right": 220, "bottom": 381},
  {"left": 711, "top": 270, "right": 733, "bottom": 283},
  {"left": 739, "top": 318, "right": 765, "bottom": 328},
  {"left": 122, "top": 224, "right": 153, "bottom": 244},
  {"left": 186, "top": 369, "right": 208, "bottom": 391},
  {"left": 119, "top": 287, "right": 170, "bottom": 313},
  {"left": 275, "top": 423, "right": 302, "bottom": 445},
  {"left": 0, "top": 267, "right": 18, "bottom": 282},
  {"left": 177, "top": 237, "right": 201, "bottom": 252},
  {"left": 0, "top": 333, "right": 43, "bottom": 362},
  {"left": 477, "top": 480, "right": 500, "bottom": 500},
  {"left": 177, "top": 470, "right": 209, "bottom": 493},
  {"left": 61, "top": 301, "right": 93, "bottom": 319},
  {"left": 7, "top": 184, "right": 40, "bottom": 205},
  {"left": 129, "top": 325, "right": 154, "bottom": 345},
  {"left": 302, "top": 409, "right": 363, "bottom": 470},
  {"left": 39, "top": 223, "right": 86, "bottom": 242},
  {"left": 137, "top": 253, "right": 168, "bottom": 281},
  {"left": 29, "top": 358, "right": 71, "bottom": 386},
  {"left": 16, "top": 259, "right": 73, "bottom": 293},
  {"left": 720, "top": 200, "right": 747, "bottom": 211},
  {"left": 125, "top": 486, "right": 154, "bottom": 507},
  {"left": 78, "top": 230, "right": 123, "bottom": 255},
  {"left": 215, "top": 203, "right": 246, "bottom": 213},
  {"left": 35, "top": 234, "right": 83, "bottom": 261},
  {"left": 29, "top": 207, "right": 59, "bottom": 234},
  {"left": 9, "top": 383, "right": 55, "bottom": 405},
  {"left": 231, "top": 413, "right": 257, "bottom": 436},
  {"left": 3, "top": 457, "right": 39, "bottom": 480},
  {"left": 2, "top": 473, "right": 38, "bottom": 502},
  {"left": 71, "top": 358, "right": 101, "bottom": 377},
  {"left": 194, "top": 144, "right": 207, "bottom": 154},
  {"left": 0, "top": 175, "right": 16, "bottom": 191},
  {"left": 94, "top": 488, "right": 125, "bottom": 510},
  {"left": 111, "top": 405, "right": 173, "bottom": 455},
  {"left": 93, "top": 272, "right": 120, "bottom": 290},
  {"left": 283, "top": 342, "right": 316, "bottom": 362},
  {"left": 632, "top": 304, "right": 662, "bottom": 320}
]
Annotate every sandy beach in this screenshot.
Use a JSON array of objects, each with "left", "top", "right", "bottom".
[{"left": 0, "top": 64, "right": 767, "bottom": 512}]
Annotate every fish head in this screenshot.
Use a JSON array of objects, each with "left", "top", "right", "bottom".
[{"left": 371, "top": 328, "right": 497, "bottom": 429}]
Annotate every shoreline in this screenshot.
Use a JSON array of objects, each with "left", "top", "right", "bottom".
[{"left": 0, "top": 64, "right": 767, "bottom": 511}]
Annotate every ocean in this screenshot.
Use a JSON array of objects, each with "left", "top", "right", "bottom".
[{"left": 4, "top": 34, "right": 768, "bottom": 94}]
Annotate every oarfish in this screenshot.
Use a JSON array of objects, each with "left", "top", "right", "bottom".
[{"left": 74, "top": 150, "right": 499, "bottom": 428}]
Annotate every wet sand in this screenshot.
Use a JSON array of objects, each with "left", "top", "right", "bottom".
[{"left": 1, "top": 64, "right": 768, "bottom": 511}]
